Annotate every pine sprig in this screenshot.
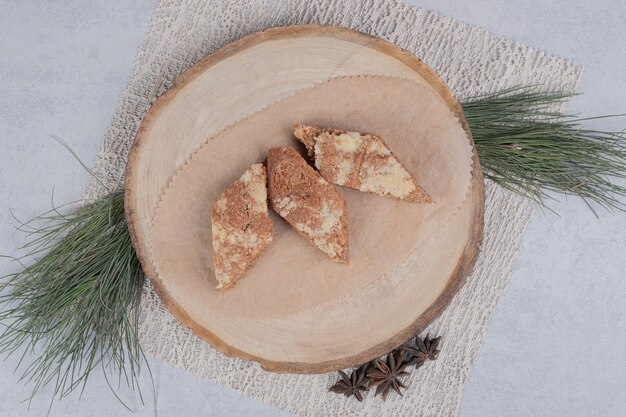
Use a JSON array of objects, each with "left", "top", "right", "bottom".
[
  {"left": 463, "top": 86, "right": 626, "bottom": 212},
  {"left": 0, "top": 190, "right": 147, "bottom": 410}
]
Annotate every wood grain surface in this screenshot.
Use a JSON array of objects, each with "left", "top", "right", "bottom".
[{"left": 124, "top": 25, "right": 485, "bottom": 373}]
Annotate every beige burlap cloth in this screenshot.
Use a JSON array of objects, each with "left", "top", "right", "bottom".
[{"left": 83, "top": 0, "right": 581, "bottom": 415}]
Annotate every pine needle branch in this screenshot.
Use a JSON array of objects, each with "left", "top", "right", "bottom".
[
  {"left": 0, "top": 190, "right": 147, "bottom": 410},
  {"left": 462, "top": 86, "right": 626, "bottom": 212}
]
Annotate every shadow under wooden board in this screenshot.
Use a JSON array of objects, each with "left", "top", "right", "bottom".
[{"left": 125, "top": 25, "right": 484, "bottom": 374}]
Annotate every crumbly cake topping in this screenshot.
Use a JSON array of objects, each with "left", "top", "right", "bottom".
[
  {"left": 291, "top": 124, "right": 321, "bottom": 158},
  {"left": 267, "top": 147, "right": 348, "bottom": 263},
  {"left": 292, "top": 124, "right": 433, "bottom": 203},
  {"left": 211, "top": 163, "right": 273, "bottom": 290}
]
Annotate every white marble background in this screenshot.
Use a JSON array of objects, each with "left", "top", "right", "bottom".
[{"left": 0, "top": 1, "right": 624, "bottom": 416}]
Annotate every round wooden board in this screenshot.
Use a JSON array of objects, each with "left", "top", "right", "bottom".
[{"left": 125, "top": 25, "right": 484, "bottom": 373}]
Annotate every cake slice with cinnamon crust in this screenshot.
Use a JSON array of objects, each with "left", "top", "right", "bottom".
[
  {"left": 267, "top": 147, "right": 348, "bottom": 264},
  {"left": 211, "top": 163, "right": 273, "bottom": 290},
  {"left": 292, "top": 124, "right": 433, "bottom": 203}
]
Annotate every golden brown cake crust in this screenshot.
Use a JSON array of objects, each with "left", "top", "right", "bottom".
[
  {"left": 211, "top": 164, "right": 273, "bottom": 290},
  {"left": 291, "top": 124, "right": 321, "bottom": 157},
  {"left": 267, "top": 147, "right": 348, "bottom": 263},
  {"left": 292, "top": 124, "right": 433, "bottom": 203}
]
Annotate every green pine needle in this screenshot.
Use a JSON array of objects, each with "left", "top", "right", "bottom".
[
  {"left": 0, "top": 85, "right": 625, "bottom": 410},
  {"left": 463, "top": 86, "right": 626, "bottom": 213},
  {"left": 0, "top": 190, "right": 147, "bottom": 410}
]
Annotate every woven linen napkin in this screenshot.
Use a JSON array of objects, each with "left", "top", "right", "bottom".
[{"left": 82, "top": 0, "right": 581, "bottom": 415}]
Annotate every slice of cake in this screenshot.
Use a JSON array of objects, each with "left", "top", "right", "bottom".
[
  {"left": 292, "top": 124, "right": 433, "bottom": 203},
  {"left": 211, "top": 163, "right": 273, "bottom": 290},
  {"left": 267, "top": 147, "right": 348, "bottom": 264}
]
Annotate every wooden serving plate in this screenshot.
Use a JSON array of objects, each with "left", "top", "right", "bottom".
[{"left": 125, "top": 25, "right": 484, "bottom": 373}]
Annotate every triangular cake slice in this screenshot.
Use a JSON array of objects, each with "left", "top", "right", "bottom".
[
  {"left": 292, "top": 124, "right": 433, "bottom": 203},
  {"left": 211, "top": 163, "right": 273, "bottom": 290},
  {"left": 267, "top": 147, "right": 348, "bottom": 264}
]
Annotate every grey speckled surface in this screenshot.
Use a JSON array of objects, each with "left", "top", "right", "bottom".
[{"left": 1, "top": 1, "right": 625, "bottom": 416}]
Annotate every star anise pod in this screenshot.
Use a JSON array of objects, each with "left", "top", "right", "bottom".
[
  {"left": 402, "top": 334, "right": 441, "bottom": 368},
  {"left": 329, "top": 365, "right": 369, "bottom": 402},
  {"left": 366, "top": 351, "right": 409, "bottom": 400}
]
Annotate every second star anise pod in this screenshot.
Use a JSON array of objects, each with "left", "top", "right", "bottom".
[
  {"left": 402, "top": 334, "right": 441, "bottom": 368},
  {"left": 366, "top": 351, "right": 409, "bottom": 400},
  {"left": 329, "top": 365, "right": 369, "bottom": 402}
]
